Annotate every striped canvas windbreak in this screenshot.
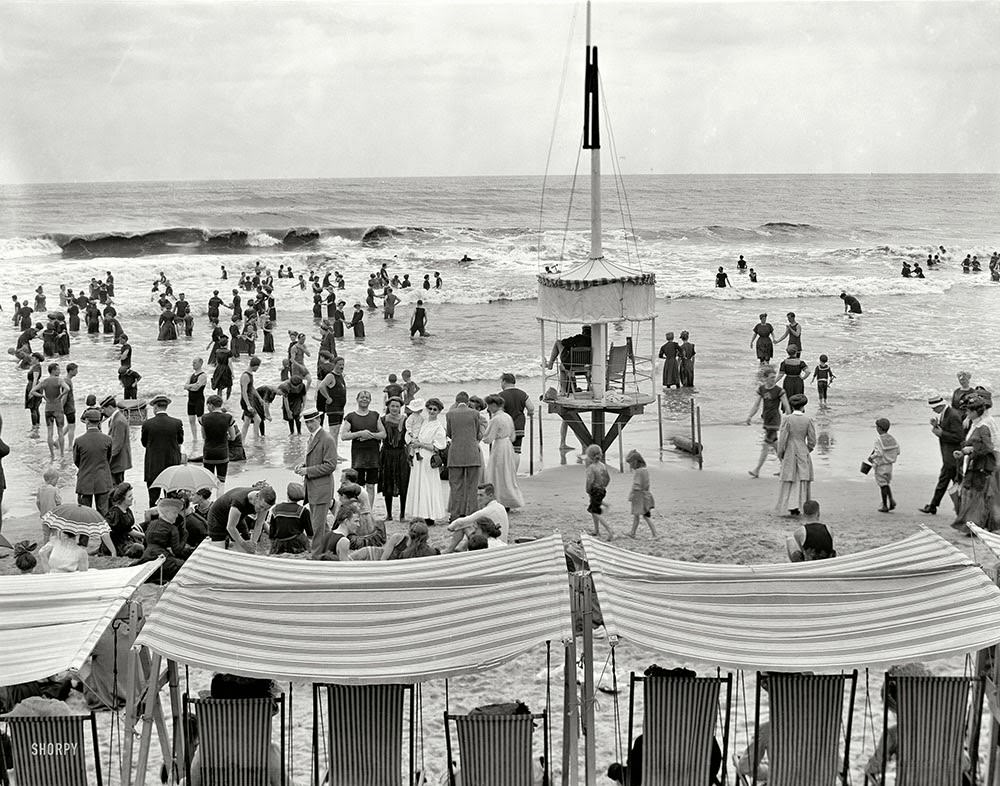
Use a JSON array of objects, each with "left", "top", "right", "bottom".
[
  {"left": 582, "top": 529, "right": 1000, "bottom": 670},
  {"left": 0, "top": 560, "right": 161, "bottom": 685},
  {"left": 186, "top": 697, "right": 277, "bottom": 786},
  {"left": 763, "top": 672, "right": 854, "bottom": 786},
  {"left": 452, "top": 714, "right": 536, "bottom": 786},
  {"left": 637, "top": 675, "right": 725, "bottom": 786},
  {"left": 889, "top": 675, "right": 976, "bottom": 786},
  {"left": 5, "top": 713, "right": 100, "bottom": 786},
  {"left": 319, "top": 684, "right": 407, "bottom": 786},
  {"left": 136, "top": 536, "right": 572, "bottom": 683}
]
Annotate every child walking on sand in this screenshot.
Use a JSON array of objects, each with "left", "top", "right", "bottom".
[
  {"left": 625, "top": 450, "right": 656, "bottom": 538},
  {"left": 584, "top": 444, "right": 613, "bottom": 540},
  {"left": 870, "top": 418, "right": 900, "bottom": 512},
  {"left": 810, "top": 354, "right": 836, "bottom": 407}
]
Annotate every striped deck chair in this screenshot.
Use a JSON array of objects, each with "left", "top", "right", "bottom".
[
  {"left": 743, "top": 671, "right": 858, "bottom": 786},
  {"left": 874, "top": 675, "right": 981, "bottom": 786},
  {"left": 444, "top": 711, "right": 548, "bottom": 786},
  {"left": 628, "top": 672, "right": 732, "bottom": 786},
  {"left": 312, "top": 683, "right": 413, "bottom": 786},
  {"left": 0, "top": 712, "right": 102, "bottom": 786},
  {"left": 184, "top": 695, "right": 286, "bottom": 786}
]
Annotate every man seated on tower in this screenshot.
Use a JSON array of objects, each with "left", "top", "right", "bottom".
[{"left": 546, "top": 325, "right": 593, "bottom": 394}]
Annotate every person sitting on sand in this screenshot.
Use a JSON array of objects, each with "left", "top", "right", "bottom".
[
  {"left": 863, "top": 663, "right": 974, "bottom": 785},
  {"left": 785, "top": 499, "right": 835, "bottom": 561},
  {"left": 188, "top": 674, "right": 294, "bottom": 786},
  {"left": 310, "top": 500, "right": 361, "bottom": 561},
  {"left": 607, "top": 665, "right": 723, "bottom": 786}
]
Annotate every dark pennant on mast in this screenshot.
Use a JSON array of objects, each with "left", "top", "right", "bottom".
[{"left": 583, "top": 46, "right": 600, "bottom": 150}]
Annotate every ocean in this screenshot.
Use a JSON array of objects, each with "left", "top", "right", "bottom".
[{"left": 0, "top": 173, "right": 998, "bottom": 511}]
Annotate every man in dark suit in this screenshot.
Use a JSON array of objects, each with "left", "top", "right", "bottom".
[
  {"left": 294, "top": 410, "right": 338, "bottom": 532},
  {"left": 920, "top": 395, "right": 966, "bottom": 514},
  {"left": 100, "top": 394, "right": 132, "bottom": 485},
  {"left": 141, "top": 394, "right": 184, "bottom": 507},
  {"left": 73, "top": 408, "right": 113, "bottom": 514},
  {"left": 445, "top": 391, "right": 484, "bottom": 520}
]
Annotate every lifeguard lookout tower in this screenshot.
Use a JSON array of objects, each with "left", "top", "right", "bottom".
[{"left": 537, "top": 19, "right": 657, "bottom": 452}]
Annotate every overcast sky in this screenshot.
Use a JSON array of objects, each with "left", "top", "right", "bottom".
[{"left": 1, "top": 1, "right": 997, "bottom": 183}]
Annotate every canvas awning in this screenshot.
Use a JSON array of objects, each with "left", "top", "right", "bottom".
[
  {"left": 537, "top": 258, "right": 656, "bottom": 323},
  {"left": 0, "top": 561, "right": 161, "bottom": 686},
  {"left": 135, "top": 536, "right": 573, "bottom": 684},
  {"left": 970, "top": 524, "right": 1000, "bottom": 563},
  {"left": 583, "top": 528, "right": 1000, "bottom": 671}
]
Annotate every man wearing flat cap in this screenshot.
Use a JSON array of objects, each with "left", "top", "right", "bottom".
[
  {"left": 295, "top": 410, "right": 338, "bottom": 531},
  {"left": 920, "top": 395, "right": 965, "bottom": 515},
  {"left": 141, "top": 394, "right": 184, "bottom": 507},
  {"left": 73, "top": 408, "right": 114, "bottom": 514},
  {"left": 100, "top": 395, "right": 132, "bottom": 485}
]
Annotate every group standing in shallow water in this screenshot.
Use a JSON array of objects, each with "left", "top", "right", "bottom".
[{"left": 658, "top": 331, "right": 696, "bottom": 389}]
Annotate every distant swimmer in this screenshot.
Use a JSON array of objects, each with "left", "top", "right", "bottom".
[
  {"left": 460, "top": 254, "right": 473, "bottom": 263},
  {"left": 913, "top": 262, "right": 925, "bottom": 279},
  {"left": 434, "top": 272, "right": 443, "bottom": 289},
  {"left": 962, "top": 255, "right": 972, "bottom": 273},
  {"left": 901, "top": 262, "right": 912, "bottom": 278},
  {"left": 220, "top": 265, "right": 228, "bottom": 280},
  {"left": 715, "top": 267, "right": 731, "bottom": 288},
  {"left": 748, "top": 268, "right": 758, "bottom": 283},
  {"left": 839, "top": 292, "right": 862, "bottom": 314},
  {"left": 972, "top": 255, "right": 982, "bottom": 272},
  {"left": 737, "top": 254, "right": 748, "bottom": 272}
]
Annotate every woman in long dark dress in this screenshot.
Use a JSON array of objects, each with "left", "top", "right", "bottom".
[
  {"left": 952, "top": 395, "right": 999, "bottom": 533},
  {"left": 312, "top": 294, "right": 324, "bottom": 320},
  {"left": 262, "top": 320, "right": 275, "bottom": 353},
  {"left": 325, "top": 291, "right": 337, "bottom": 319},
  {"left": 777, "top": 347, "right": 808, "bottom": 397},
  {"left": 347, "top": 305, "right": 366, "bottom": 338},
  {"left": 658, "top": 332, "right": 681, "bottom": 389},
  {"left": 157, "top": 307, "right": 178, "bottom": 341},
  {"left": 678, "top": 331, "right": 696, "bottom": 387},
  {"left": 85, "top": 303, "right": 101, "bottom": 334},
  {"left": 211, "top": 338, "right": 234, "bottom": 400},
  {"left": 228, "top": 319, "right": 242, "bottom": 359},
  {"left": 750, "top": 313, "right": 774, "bottom": 364},
  {"left": 207, "top": 325, "right": 225, "bottom": 366},
  {"left": 67, "top": 302, "right": 81, "bottom": 332},
  {"left": 378, "top": 398, "right": 411, "bottom": 521},
  {"left": 333, "top": 302, "right": 346, "bottom": 339}
]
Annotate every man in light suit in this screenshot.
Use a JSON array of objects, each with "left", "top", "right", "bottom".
[
  {"left": 445, "top": 391, "right": 484, "bottom": 520},
  {"left": 295, "top": 409, "right": 339, "bottom": 533},
  {"left": 73, "top": 408, "right": 113, "bottom": 514},
  {"left": 100, "top": 394, "right": 132, "bottom": 485},
  {"left": 140, "top": 394, "right": 184, "bottom": 507}
]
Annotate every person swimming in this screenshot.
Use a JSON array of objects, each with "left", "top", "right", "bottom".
[
  {"left": 715, "top": 267, "right": 731, "bottom": 288},
  {"left": 460, "top": 254, "right": 473, "bottom": 263},
  {"left": 900, "top": 262, "right": 912, "bottom": 278},
  {"left": 748, "top": 268, "right": 758, "bottom": 283},
  {"left": 913, "top": 262, "right": 925, "bottom": 279},
  {"left": 736, "top": 254, "right": 747, "bottom": 271}
]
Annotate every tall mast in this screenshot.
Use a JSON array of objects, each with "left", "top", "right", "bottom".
[
  {"left": 583, "top": 0, "right": 606, "bottom": 400},
  {"left": 583, "top": 0, "right": 601, "bottom": 261}
]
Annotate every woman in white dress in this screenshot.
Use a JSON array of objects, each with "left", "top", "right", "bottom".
[
  {"left": 483, "top": 395, "right": 525, "bottom": 509},
  {"left": 405, "top": 397, "right": 448, "bottom": 525}
]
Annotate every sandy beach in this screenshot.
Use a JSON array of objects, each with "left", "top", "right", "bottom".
[{"left": 2, "top": 438, "right": 987, "bottom": 784}]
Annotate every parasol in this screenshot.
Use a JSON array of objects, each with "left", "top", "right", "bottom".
[
  {"left": 151, "top": 464, "right": 218, "bottom": 492},
  {"left": 42, "top": 504, "right": 111, "bottom": 540}
]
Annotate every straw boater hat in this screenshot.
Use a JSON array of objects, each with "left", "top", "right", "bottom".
[
  {"left": 406, "top": 398, "right": 425, "bottom": 412},
  {"left": 100, "top": 395, "right": 116, "bottom": 409},
  {"left": 303, "top": 409, "right": 322, "bottom": 422},
  {"left": 928, "top": 396, "right": 945, "bottom": 409}
]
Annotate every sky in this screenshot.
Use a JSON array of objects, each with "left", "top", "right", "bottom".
[{"left": 0, "top": 0, "right": 998, "bottom": 183}]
